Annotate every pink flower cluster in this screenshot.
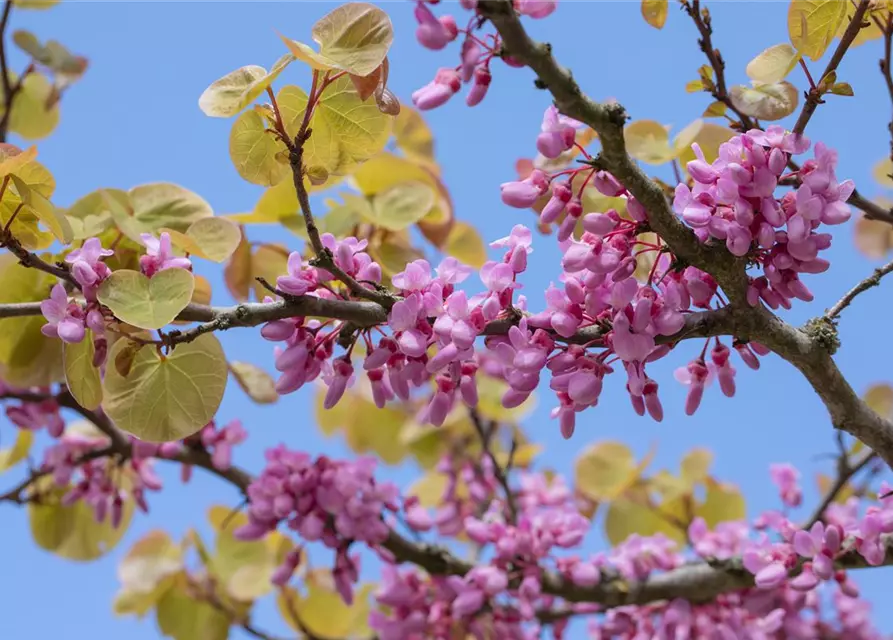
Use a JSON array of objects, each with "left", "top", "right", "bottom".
[
  {"left": 233, "top": 445, "right": 399, "bottom": 603},
  {"left": 673, "top": 127, "right": 852, "bottom": 309},
  {"left": 42, "top": 429, "right": 162, "bottom": 523},
  {"left": 410, "top": 0, "right": 556, "bottom": 111},
  {"left": 40, "top": 232, "right": 191, "bottom": 350},
  {"left": 2, "top": 384, "right": 64, "bottom": 438}
]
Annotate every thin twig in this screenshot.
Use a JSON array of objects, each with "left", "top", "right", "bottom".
[
  {"left": 683, "top": 0, "right": 756, "bottom": 130},
  {"left": 469, "top": 408, "right": 518, "bottom": 522},
  {"left": 804, "top": 450, "right": 878, "bottom": 529},
  {"left": 824, "top": 258, "right": 893, "bottom": 321},
  {"left": 791, "top": 0, "right": 872, "bottom": 136},
  {"left": 0, "top": 0, "right": 13, "bottom": 142}
]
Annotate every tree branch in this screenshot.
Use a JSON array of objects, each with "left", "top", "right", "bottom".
[
  {"left": 825, "top": 257, "right": 893, "bottom": 321},
  {"left": 682, "top": 0, "right": 756, "bottom": 130},
  {"left": 0, "top": 228, "right": 78, "bottom": 287},
  {"left": 803, "top": 450, "right": 877, "bottom": 530},
  {"left": 477, "top": 0, "right": 749, "bottom": 303},
  {"left": 0, "top": 0, "right": 14, "bottom": 142},
  {"left": 791, "top": 0, "right": 871, "bottom": 136},
  {"left": 468, "top": 408, "right": 517, "bottom": 522}
]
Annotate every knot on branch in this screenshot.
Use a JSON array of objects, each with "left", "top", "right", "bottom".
[
  {"left": 604, "top": 102, "right": 628, "bottom": 127},
  {"left": 804, "top": 317, "right": 841, "bottom": 355}
]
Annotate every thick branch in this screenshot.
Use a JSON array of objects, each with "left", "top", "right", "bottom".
[
  {"left": 477, "top": 0, "right": 749, "bottom": 302},
  {"left": 791, "top": 0, "right": 871, "bottom": 136}
]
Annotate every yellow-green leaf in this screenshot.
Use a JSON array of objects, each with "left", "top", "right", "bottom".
[
  {"left": 162, "top": 217, "right": 241, "bottom": 263},
  {"left": 641, "top": 0, "right": 668, "bottom": 29},
  {"left": 393, "top": 105, "right": 437, "bottom": 172},
  {"left": 864, "top": 383, "right": 893, "bottom": 419},
  {"left": 198, "top": 56, "right": 294, "bottom": 118},
  {"left": 444, "top": 221, "right": 487, "bottom": 269},
  {"left": 605, "top": 491, "right": 686, "bottom": 545},
  {"left": 280, "top": 2, "right": 393, "bottom": 77},
  {"left": 6, "top": 72, "right": 59, "bottom": 140},
  {"left": 10, "top": 175, "right": 72, "bottom": 244},
  {"left": 13, "top": 0, "right": 61, "bottom": 9},
  {"left": 229, "top": 109, "right": 289, "bottom": 186},
  {"left": 746, "top": 43, "right": 801, "bottom": 84},
  {"left": 277, "top": 75, "right": 393, "bottom": 177},
  {"left": 729, "top": 81, "right": 799, "bottom": 121},
  {"left": 680, "top": 448, "right": 713, "bottom": 486},
  {"left": 28, "top": 476, "right": 133, "bottom": 560},
  {"left": 155, "top": 575, "right": 231, "bottom": 640},
  {"left": 575, "top": 441, "right": 640, "bottom": 501},
  {"left": 229, "top": 361, "right": 278, "bottom": 404},
  {"left": 278, "top": 574, "right": 373, "bottom": 638},
  {"left": 65, "top": 189, "right": 116, "bottom": 240},
  {"left": 676, "top": 122, "right": 736, "bottom": 166},
  {"left": 208, "top": 506, "right": 290, "bottom": 601},
  {"left": 624, "top": 120, "right": 674, "bottom": 164},
  {"left": 0, "top": 254, "right": 63, "bottom": 387},
  {"left": 364, "top": 181, "right": 435, "bottom": 231},
  {"left": 250, "top": 243, "right": 289, "bottom": 301},
  {"left": 476, "top": 376, "right": 534, "bottom": 423},
  {"left": 696, "top": 478, "right": 746, "bottom": 527},
  {"left": 128, "top": 183, "right": 214, "bottom": 237},
  {"left": 117, "top": 530, "right": 183, "bottom": 595},
  {"left": 224, "top": 227, "right": 252, "bottom": 302},
  {"left": 873, "top": 158, "right": 893, "bottom": 188},
  {"left": 0, "top": 429, "right": 33, "bottom": 473},
  {"left": 788, "top": 0, "right": 848, "bottom": 61},
  {"left": 102, "top": 333, "right": 228, "bottom": 442},
  {"left": 64, "top": 329, "right": 102, "bottom": 410},
  {"left": 702, "top": 101, "right": 727, "bottom": 118},
  {"left": 98, "top": 268, "right": 195, "bottom": 330}
]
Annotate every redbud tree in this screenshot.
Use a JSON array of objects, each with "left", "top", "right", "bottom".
[{"left": 2, "top": 0, "right": 893, "bottom": 637}]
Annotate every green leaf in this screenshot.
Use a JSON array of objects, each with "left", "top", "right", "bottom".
[
  {"left": 0, "top": 429, "right": 33, "bottom": 473},
  {"left": 162, "top": 217, "right": 242, "bottom": 263},
  {"left": 788, "top": 0, "right": 847, "bottom": 61},
  {"left": 624, "top": 120, "right": 674, "bottom": 165},
  {"left": 0, "top": 254, "right": 63, "bottom": 387},
  {"left": 746, "top": 43, "right": 800, "bottom": 84},
  {"left": 864, "top": 383, "right": 893, "bottom": 419},
  {"left": 118, "top": 530, "right": 183, "bottom": 591},
  {"left": 363, "top": 181, "right": 435, "bottom": 231},
  {"left": 64, "top": 329, "right": 102, "bottom": 410},
  {"left": 13, "top": 0, "right": 61, "bottom": 9},
  {"left": 28, "top": 475, "right": 133, "bottom": 560},
  {"left": 208, "top": 506, "right": 291, "bottom": 602},
  {"left": 444, "top": 221, "right": 487, "bottom": 269},
  {"left": 641, "top": 0, "right": 668, "bottom": 29},
  {"left": 155, "top": 575, "right": 231, "bottom": 640},
  {"left": 10, "top": 175, "right": 72, "bottom": 244},
  {"left": 5, "top": 73, "right": 59, "bottom": 140},
  {"left": 604, "top": 490, "right": 686, "bottom": 545},
  {"left": 64, "top": 189, "right": 117, "bottom": 240},
  {"left": 12, "top": 30, "right": 87, "bottom": 77},
  {"left": 729, "top": 81, "right": 798, "bottom": 121},
  {"left": 696, "top": 478, "right": 746, "bottom": 528},
  {"left": 277, "top": 573, "right": 373, "bottom": 638},
  {"left": 98, "top": 268, "right": 195, "bottom": 330},
  {"left": 198, "top": 55, "right": 294, "bottom": 118},
  {"left": 101, "top": 333, "right": 228, "bottom": 442},
  {"left": 277, "top": 75, "right": 393, "bottom": 177},
  {"left": 680, "top": 448, "right": 713, "bottom": 486},
  {"left": 229, "top": 361, "right": 278, "bottom": 404},
  {"left": 575, "top": 441, "right": 639, "bottom": 501},
  {"left": 126, "top": 182, "right": 214, "bottom": 238},
  {"left": 828, "top": 81, "right": 854, "bottom": 96},
  {"left": 280, "top": 2, "right": 393, "bottom": 77},
  {"left": 229, "top": 109, "right": 289, "bottom": 186}
]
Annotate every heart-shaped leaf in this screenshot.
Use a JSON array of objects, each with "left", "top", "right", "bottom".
[
  {"left": 102, "top": 334, "right": 228, "bottom": 442},
  {"left": 98, "top": 268, "right": 195, "bottom": 330},
  {"left": 280, "top": 2, "right": 393, "bottom": 77},
  {"left": 162, "top": 217, "right": 242, "bottom": 263},
  {"left": 63, "top": 329, "right": 102, "bottom": 410}
]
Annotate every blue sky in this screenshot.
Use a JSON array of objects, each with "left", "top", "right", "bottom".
[{"left": 2, "top": 1, "right": 893, "bottom": 638}]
